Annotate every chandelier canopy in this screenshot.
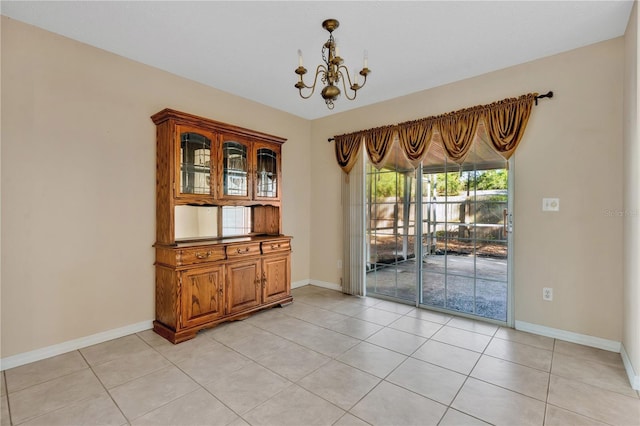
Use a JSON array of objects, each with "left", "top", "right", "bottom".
[{"left": 295, "top": 19, "right": 370, "bottom": 110}]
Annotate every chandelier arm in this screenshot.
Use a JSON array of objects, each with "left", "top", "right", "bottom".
[
  {"left": 298, "top": 65, "right": 328, "bottom": 99},
  {"left": 341, "top": 64, "right": 369, "bottom": 90},
  {"left": 337, "top": 66, "right": 357, "bottom": 100},
  {"left": 358, "top": 71, "right": 369, "bottom": 89}
]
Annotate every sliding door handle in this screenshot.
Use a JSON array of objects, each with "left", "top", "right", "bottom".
[{"left": 503, "top": 209, "right": 509, "bottom": 234}]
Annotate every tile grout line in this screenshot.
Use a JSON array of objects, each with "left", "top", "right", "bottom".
[
  {"left": 363, "top": 313, "right": 516, "bottom": 425},
  {"left": 2, "top": 371, "right": 13, "bottom": 426},
  {"left": 77, "top": 348, "right": 131, "bottom": 425},
  {"left": 436, "top": 324, "right": 497, "bottom": 425},
  {"left": 201, "top": 325, "right": 349, "bottom": 422},
  {"left": 224, "top": 296, "right": 399, "bottom": 422},
  {"left": 545, "top": 339, "right": 634, "bottom": 426},
  {"left": 330, "top": 306, "right": 460, "bottom": 424},
  {"left": 543, "top": 338, "right": 557, "bottom": 425},
  {"left": 137, "top": 333, "right": 265, "bottom": 424},
  {"left": 5, "top": 351, "right": 117, "bottom": 426},
  {"left": 84, "top": 334, "right": 222, "bottom": 424}
]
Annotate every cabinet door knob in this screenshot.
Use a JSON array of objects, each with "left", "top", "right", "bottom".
[
  {"left": 195, "top": 251, "right": 212, "bottom": 259},
  {"left": 237, "top": 247, "right": 250, "bottom": 254}
]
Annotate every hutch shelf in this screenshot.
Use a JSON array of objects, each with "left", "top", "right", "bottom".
[{"left": 151, "top": 109, "right": 292, "bottom": 343}]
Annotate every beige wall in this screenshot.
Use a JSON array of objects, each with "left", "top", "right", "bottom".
[
  {"left": 623, "top": 1, "right": 640, "bottom": 380},
  {"left": 0, "top": 17, "right": 312, "bottom": 358},
  {"left": 0, "top": 13, "right": 631, "bottom": 359},
  {"left": 311, "top": 38, "right": 625, "bottom": 342}
]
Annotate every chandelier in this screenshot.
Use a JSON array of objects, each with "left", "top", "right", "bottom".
[{"left": 295, "top": 19, "right": 370, "bottom": 109}]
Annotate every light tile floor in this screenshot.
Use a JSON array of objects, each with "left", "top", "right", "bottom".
[{"left": 1, "top": 285, "right": 639, "bottom": 426}]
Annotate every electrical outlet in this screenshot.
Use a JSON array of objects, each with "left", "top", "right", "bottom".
[
  {"left": 337, "top": 259, "right": 342, "bottom": 269},
  {"left": 542, "top": 198, "right": 560, "bottom": 212},
  {"left": 543, "top": 287, "right": 553, "bottom": 301}
]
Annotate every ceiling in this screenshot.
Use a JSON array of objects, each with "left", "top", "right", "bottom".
[{"left": 1, "top": 1, "right": 634, "bottom": 120}]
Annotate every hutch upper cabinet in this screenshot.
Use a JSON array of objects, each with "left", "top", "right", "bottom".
[{"left": 151, "top": 109, "right": 292, "bottom": 343}]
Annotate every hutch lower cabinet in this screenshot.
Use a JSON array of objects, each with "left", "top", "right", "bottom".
[
  {"left": 151, "top": 109, "right": 292, "bottom": 343},
  {"left": 154, "top": 237, "right": 292, "bottom": 343}
]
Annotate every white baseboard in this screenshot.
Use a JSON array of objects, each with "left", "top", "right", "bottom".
[
  {"left": 1, "top": 281, "right": 342, "bottom": 371},
  {"left": 621, "top": 344, "right": 640, "bottom": 390},
  {"left": 515, "top": 320, "right": 621, "bottom": 352},
  {"left": 0, "top": 320, "right": 153, "bottom": 371},
  {"left": 309, "top": 280, "right": 342, "bottom": 292}
]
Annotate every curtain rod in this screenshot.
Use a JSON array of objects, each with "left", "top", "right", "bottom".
[{"left": 327, "top": 90, "right": 554, "bottom": 142}]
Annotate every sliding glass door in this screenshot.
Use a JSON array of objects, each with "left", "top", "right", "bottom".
[
  {"left": 420, "top": 166, "right": 510, "bottom": 322},
  {"left": 366, "top": 127, "right": 512, "bottom": 324}
]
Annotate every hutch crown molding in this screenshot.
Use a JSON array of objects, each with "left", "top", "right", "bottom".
[{"left": 152, "top": 108, "right": 292, "bottom": 343}]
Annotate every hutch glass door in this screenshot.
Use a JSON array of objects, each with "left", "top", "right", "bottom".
[
  {"left": 179, "top": 130, "right": 212, "bottom": 196},
  {"left": 222, "top": 139, "right": 250, "bottom": 199},
  {"left": 255, "top": 146, "right": 278, "bottom": 199}
]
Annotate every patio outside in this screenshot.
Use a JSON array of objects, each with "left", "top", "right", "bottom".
[{"left": 367, "top": 188, "right": 509, "bottom": 322}]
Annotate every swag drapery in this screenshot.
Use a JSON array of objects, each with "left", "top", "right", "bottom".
[{"left": 334, "top": 93, "right": 537, "bottom": 173}]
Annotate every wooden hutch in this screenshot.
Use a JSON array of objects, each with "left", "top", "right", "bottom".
[{"left": 151, "top": 109, "right": 292, "bottom": 343}]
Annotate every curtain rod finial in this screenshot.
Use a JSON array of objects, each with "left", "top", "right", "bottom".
[{"left": 535, "top": 91, "right": 553, "bottom": 105}]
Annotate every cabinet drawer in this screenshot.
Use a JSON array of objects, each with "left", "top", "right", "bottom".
[
  {"left": 177, "top": 246, "right": 226, "bottom": 266},
  {"left": 226, "top": 243, "right": 261, "bottom": 259},
  {"left": 261, "top": 240, "right": 291, "bottom": 254}
]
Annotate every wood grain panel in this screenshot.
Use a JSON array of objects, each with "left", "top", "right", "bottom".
[
  {"left": 261, "top": 239, "right": 291, "bottom": 254},
  {"left": 152, "top": 109, "right": 287, "bottom": 145},
  {"left": 155, "top": 265, "right": 178, "bottom": 329},
  {"left": 253, "top": 205, "right": 281, "bottom": 234},
  {"left": 226, "top": 242, "right": 261, "bottom": 259},
  {"left": 262, "top": 254, "right": 291, "bottom": 304},
  {"left": 156, "top": 121, "right": 175, "bottom": 244},
  {"left": 177, "top": 246, "right": 226, "bottom": 266},
  {"left": 181, "top": 266, "right": 224, "bottom": 328},
  {"left": 226, "top": 259, "right": 261, "bottom": 314}
]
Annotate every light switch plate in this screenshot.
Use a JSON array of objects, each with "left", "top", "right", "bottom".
[{"left": 542, "top": 198, "right": 560, "bottom": 212}]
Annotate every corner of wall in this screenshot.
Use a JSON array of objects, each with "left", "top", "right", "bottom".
[
  {"left": 622, "top": 343, "right": 640, "bottom": 390},
  {"left": 622, "top": 0, "right": 640, "bottom": 394},
  {"left": 309, "top": 280, "right": 343, "bottom": 292}
]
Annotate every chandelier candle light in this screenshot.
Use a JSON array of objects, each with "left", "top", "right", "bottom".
[{"left": 295, "top": 19, "right": 370, "bottom": 109}]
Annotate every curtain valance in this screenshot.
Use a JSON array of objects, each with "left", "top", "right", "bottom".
[{"left": 333, "top": 92, "right": 538, "bottom": 174}]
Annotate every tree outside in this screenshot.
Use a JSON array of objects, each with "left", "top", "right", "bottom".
[{"left": 435, "top": 172, "right": 462, "bottom": 196}]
